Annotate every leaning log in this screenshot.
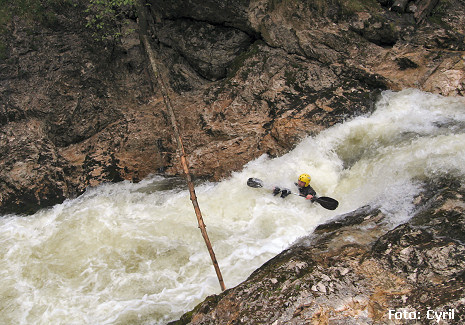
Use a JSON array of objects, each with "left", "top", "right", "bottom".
[{"left": 134, "top": 0, "right": 226, "bottom": 292}]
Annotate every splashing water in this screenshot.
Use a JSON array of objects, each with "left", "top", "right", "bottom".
[{"left": 1, "top": 89, "right": 464, "bottom": 324}]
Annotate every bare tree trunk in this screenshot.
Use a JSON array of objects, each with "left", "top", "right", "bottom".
[{"left": 134, "top": 0, "right": 226, "bottom": 292}]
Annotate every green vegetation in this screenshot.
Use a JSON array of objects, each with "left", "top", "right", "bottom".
[
  {"left": 85, "top": 0, "right": 135, "bottom": 41},
  {"left": 0, "top": 0, "right": 137, "bottom": 48},
  {"left": 0, "top": 0, "right": 73, "bottom": 27},
  {"left": 0, "top": 0, "right": 75, "bottom": 59},
  {"left": 1, "top": 0, "right": 42, "bottom": 24},
  {"left": 0, "top": 0, "right": 43, "bottom": 59},
  {"left": 428, "top": 0, "right": 451, "bottom": 27}
]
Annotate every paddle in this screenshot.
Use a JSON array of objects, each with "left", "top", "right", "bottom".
[{"left": 247, "top": 177, "right": 339, "bottom": 210}]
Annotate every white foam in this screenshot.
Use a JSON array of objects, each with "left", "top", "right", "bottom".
[{"left": 0, "top": 89, "right": 464, "bottom": 324}]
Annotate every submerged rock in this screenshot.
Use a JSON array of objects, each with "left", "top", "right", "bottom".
[{"left": 171, "top": 178, "right": 465, "bottom": 324}]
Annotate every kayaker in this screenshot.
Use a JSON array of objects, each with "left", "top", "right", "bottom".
[{"left": 273, "top": 173, "right": 316, "bottom": 200}]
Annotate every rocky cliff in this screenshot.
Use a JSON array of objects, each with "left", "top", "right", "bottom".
[
  {"left": 1, "top": 0, "right": 464, "bottom": 214},
  {"left": 1, "top": 1, "right": 464, "bottom": 324}
]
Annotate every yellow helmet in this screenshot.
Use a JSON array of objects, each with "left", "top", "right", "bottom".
[{"left": 298, "top": 173, "right": 311, "bottom": 186}]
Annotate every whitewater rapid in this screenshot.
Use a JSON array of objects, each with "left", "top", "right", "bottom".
[{"left": 1, "top": 89, "right": 464, "bottom": 324}]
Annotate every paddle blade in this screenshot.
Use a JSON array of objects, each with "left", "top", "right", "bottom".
[
  {"left": 315, "top": 196, "right": 339, "bottom": 210},
  {"left": 247, "top": 178, "right": 264, "bottom": 188}
]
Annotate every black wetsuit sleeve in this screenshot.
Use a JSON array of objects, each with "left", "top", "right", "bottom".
[{"left": 298, "top": 186, "right": 316, "bottom": 197}]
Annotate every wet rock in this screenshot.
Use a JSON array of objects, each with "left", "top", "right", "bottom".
[
  {"left": 0, "top": 8, "right": 160, "bottom": 214},
  {"left": 1, "top": 0, "right": 465, "bottom": 214},
  {"left": 156, "top": 19, "right": 253, "bottom": 81},
  {"left": 171, "top": 178, "right": 465, "bottom": 324},
  {"left": 0, "top": 119, "right": 69, "bottom": 214}
]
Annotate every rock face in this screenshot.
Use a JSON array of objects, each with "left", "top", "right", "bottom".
[
  {"left": 1, "top": 1, "right": 464, "bottom": 323},
  {"left": 1, "top": 2, "right": 158, "bottom": 213},
  {"left": 1, "top": 0, "right": 465, "bottom": 214},
  {"left": 171, "top": 178, "right": 465, "bottom": 324}
]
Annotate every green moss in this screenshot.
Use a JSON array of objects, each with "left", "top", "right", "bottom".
[
  {"left": 0, "top": 0, "right": 74, "bottom": 30},
  {"left": 269, "top": 0, "right": 381, "bottom": 17},
  {"left": 227, "top": 40, "right": 264, "bottom": 80},
  {"left": 284, "top": 70, "right": 297, "bottom": 87},
  {"left": 0, "top": 42, "right": 6, "bottom": 60},
  {"left": 428, "top": 0, "right": 451, "bottom": 27},
  {"left": 339, "top": 0, "right": 382, "bottom": 18}
]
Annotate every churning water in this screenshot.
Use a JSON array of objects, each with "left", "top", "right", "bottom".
[{"left": 1, "top": 89, "right": 465, "bottom": 324}]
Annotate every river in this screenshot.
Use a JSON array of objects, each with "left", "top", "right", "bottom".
[{"left": 1, "top": 89, "right": 464, "bottom": 324}]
